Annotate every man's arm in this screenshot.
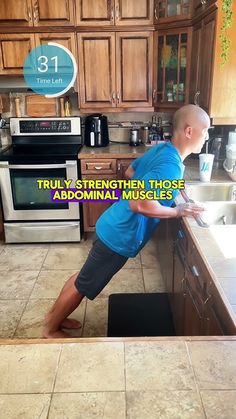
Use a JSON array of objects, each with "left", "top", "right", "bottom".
[{"left": 129, "top": 199, "right": 205, "bottom": 219}]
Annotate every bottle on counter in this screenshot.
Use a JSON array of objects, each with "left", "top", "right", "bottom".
[{"left": 64, "top": 96, "right": 71, "bottom": 116}]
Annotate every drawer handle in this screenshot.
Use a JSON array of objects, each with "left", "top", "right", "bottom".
[
  {"left": 94, "top": 166, "right": 103, "bottom": 170},
  {"left": 204, "top": 295, "right": 211, "bottom": 305},
  {"left": 191, "top": 265, "right": 199, "bottom": 277},
  {"left": 178, "top": 230, "right": 185, "bottom": 239}
]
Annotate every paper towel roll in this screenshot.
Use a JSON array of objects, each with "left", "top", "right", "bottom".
[{"left": 228, "top": 131, "right": 236, "bottom": 146}]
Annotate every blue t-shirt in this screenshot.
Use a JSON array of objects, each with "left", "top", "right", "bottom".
[{"left": 96, "top": 142, "right": 185, "bottom": 257}]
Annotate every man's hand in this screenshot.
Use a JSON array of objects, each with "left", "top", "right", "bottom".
[{"left": 175, "top": 202, "right": 205, "bottom": 218}]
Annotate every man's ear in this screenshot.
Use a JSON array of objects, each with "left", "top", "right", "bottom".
[{"left": 184, "top": 125, "right": 192, "bottom": 139}]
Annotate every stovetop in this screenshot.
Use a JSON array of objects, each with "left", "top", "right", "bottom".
[{"left": 0, "top": 144, "right": 83, "bottom": 163}]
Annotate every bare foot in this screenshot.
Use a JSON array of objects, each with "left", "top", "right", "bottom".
[
  {"left": 43, "top": 329, "right": 72, "bottom": 339},
  {"left": 61, "top": 318, "right": 82, "bottom": 329}
]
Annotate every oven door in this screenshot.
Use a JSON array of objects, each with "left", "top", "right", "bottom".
[{"left": 0, "top": 161, "right": 80, "bottom": 221}]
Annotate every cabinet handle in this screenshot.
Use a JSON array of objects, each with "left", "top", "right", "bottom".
[
  {"left": 117, "top": 92, "right": 120, "bottom": 104},
  {"left": 111, "top": 91, "right": 116, "bottom": 104},
  {"left": 33, "top": 2, "right": 39, "bottom": 24},
  {"left": 94, "top": 166, "right": 103, "bottom": 170},
  {"left": 201, "top": 0, "right": 207, "bottom": 4},
  {"left": 117, "top": 163, "right": 121, "bottom": 171},
  {"left": 154, "top": 6, "right": 158, "bottom": 20},
  {"left": 115, "top": 5, "right": 120, "bottom": 20},
  {"left": 194, "top": 91, "right": 200, "bottom": 106},
  {"left": 152, "top": 89, "right": 157, "bottom": 101},
  {"left": 191, "top": 265, "right": 199, "bottom": 277},
  {"left": 204, "top": 295, "right": 211, "bottom": 305},
  {"left": 111, "top": 9, "right": 114, "bottom": 21},
  {"left": 178, "top": 230, "right": 185, "bottom": 240},
  {"left": 27, "top": 6, "right": 32, "bottom": 23}
]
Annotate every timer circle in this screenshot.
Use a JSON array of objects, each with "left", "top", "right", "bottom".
[{"left": 23, "top": 42, "right": 77, "bottom": 97}]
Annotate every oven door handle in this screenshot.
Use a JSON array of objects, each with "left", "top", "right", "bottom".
[{"left": 0, "top": 162, "right": 77, "bottom": 169}]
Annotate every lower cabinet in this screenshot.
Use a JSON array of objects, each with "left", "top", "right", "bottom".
[{"left": 161, "top": 219, "right": 232, "bottom": 336}]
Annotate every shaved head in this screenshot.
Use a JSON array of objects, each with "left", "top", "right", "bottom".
[{"left": 173, "top": 104, "right": 210, "bottom": 134}]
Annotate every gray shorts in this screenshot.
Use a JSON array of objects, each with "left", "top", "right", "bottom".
[{"left": 74, "top": 235, "right": 128, "bottom": 300}]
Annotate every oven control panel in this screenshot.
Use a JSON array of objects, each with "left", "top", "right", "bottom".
[
  {"left": 19, "top": 120, "right": 71, "bottom": 133},
  {"left": 10, "top": 118, "right": 81, "bottom": 136}
]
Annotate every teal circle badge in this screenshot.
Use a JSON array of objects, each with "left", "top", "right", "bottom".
[{"left": 23, "top": 42, "right": 77, "bottom": 97}]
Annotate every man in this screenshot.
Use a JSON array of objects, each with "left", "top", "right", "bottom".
[{"left": 43, "top": 104, "right": 210, "bottom": 338}]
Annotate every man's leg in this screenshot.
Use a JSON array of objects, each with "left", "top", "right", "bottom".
[{"left": 43, "top": 272, "right": 84, "bottom": 338}]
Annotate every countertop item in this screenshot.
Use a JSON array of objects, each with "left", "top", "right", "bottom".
[{"left": 0, "top": 336, "right": 236, "bottom": 418}]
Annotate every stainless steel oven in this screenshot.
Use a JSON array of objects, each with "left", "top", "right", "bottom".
[{"left": 0, "top": 117, "right": 83, "bottom": 243}]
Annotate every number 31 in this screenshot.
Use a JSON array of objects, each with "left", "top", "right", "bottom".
[{"left": 37, "top": 55, "right": 58, "bottom": 73}]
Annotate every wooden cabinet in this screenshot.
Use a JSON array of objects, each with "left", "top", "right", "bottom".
[
  {"left": 190, "top": 1, "right": 236, "bottom": 124},
  {"left": 81, "top": 157, "right": 134, "bottom": 232},
  {"left": 75, "top": 0, "right": 154, "bottom": 26},
  {"left": 34, "top": 33, "right": 77, "bottom": 57},
  {"left": 0, "top": 34, "right": 35, "bottom": 75},
  {"left": 78, "top": 31, "right": 153, "bottom": 111},
  {"left": 155, "top": 0, "right": 191, "bottom": 22},
  {"left": 117, "top": 159, "right": 133, "bottom": 179},
  {"left": 32, "top": 0, "right": 75, "bottom": 26},
  {"left": 0, "top": 0, "right": 32, "bottom": 27},
  {"left": 154, "top": 28, "right": 191, "bottom": 110},
  {"left": 172, "top": 243, "right": 186, "bottom": 335},
  {"left": 0, "top": 0, "right": 75, "bottom": 27}
]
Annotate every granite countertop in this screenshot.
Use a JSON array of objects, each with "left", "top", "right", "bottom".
[
  {"left": 78, "top": 143, "right": 148, "bottom": 159},
  {"left": 0, "top": 336, "right": 236, "bottom": 417}
]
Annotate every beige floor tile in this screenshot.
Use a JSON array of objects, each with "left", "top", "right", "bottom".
[
  {"left": 0, "top": 394, "right": 51, "bottom": 419},
  {"left": 125, "top": 341, "right": 195, "bottom": 391},
  {"left": 123, "top": 255, "right": 142, "bottom": 269},
  {"left": 83, "top": 298, "right": 108, "bottom": 337},
  {"left": 99, "top": 268, "right": 144, "bottom": 297},
  {"left": 140, "top": 240, "right": 160, "bottom": 269},
  {"left": 143, "top": 268, "right": 166, "bottom": 292},
  {"left": 54, "top": 342, "right": 125, "bottom": 392},
  {"left": 0, "top": 247, "right": 48, "bottom": 271},
  {"left": 187, "top": 341, "right": 236, "bottom": 389},
  {"left": 48, "top": 392, "right": 126, "bottom": 419},
  {"left": 30, "top": 270, "right": 77, "bottom": 299},
  {"left": 0, "top": 300, "right": 26, "bottom": 338},
  {"left": 42, "top": 247, "right": 89, "bottom": 270},
  {"left": 14, "top": 298, "right": 86, "bottom": 339},
  {"left": 200, "top": 390, "right": 236, "bottom": 419},
  {"left": 126, "top": 390, "right": 204, "bottom": 419},
  {"left": 0, "top": 344, "right": 61, "bottom": 393},
  {"left": 0, "top": 270, "right": 39, "bottom": 299}
]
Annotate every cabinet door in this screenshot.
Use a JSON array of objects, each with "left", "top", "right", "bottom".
[
  {"left": 155, "top": 28, "right": 191, "bottom": 109},
  {"left": 184, "top": 284, "right": 202, "bottom": 335},
  {"left": 172, "top": 244, "right": 185, "bottom": 335},
  {"left": 78, "top": 33, "right": 116, "bottom": 110},
  {"left": 115, "top": 0, "right": 154, "bottom": 25},
  {"left": 75, "top": 0, "right": 114, "bottom": 26},
  {"left": 155, "top": 0, "right": 191, "bottom": 21},
  {"left": 117, "top": 159, "right": 134, "bottom": 179},
  {"left": 0, "top": 0, "right": 33, "bottom": 26},
  {"left": 82, "top": 174, "right": 116, "bottom": 232},
  {"left": 116, "top": 32, "right": 153, "bottom": 108},
  {"left": 189, "top": 21, "right": 202, "bottom": 105},
  {"left": 203, "top": 302, "right": 224, "bottom": 336},
  {"left": 0, "top": 34, "right": 35, "bottom": 75},
  {"left": 32, "top": 0, "right": 75, "bottom": 26},
  {"left": 35, "top": 33, "right": 77, "bottom": 58},
  {"left": 198, "top": 11, "right": 216, "bottom": 111}
]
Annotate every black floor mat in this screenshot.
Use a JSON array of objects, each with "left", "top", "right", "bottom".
[{"left": 108, "top": 293, "right": 176, "bottom": 337}]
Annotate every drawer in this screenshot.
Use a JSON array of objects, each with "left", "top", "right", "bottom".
[{"left": 81, "top": 159, "right": 117, "bottom": 174}]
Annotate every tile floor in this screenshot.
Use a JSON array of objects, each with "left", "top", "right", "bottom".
[{"left": 0, "top": 235, "right": 166, "bottom": 339}]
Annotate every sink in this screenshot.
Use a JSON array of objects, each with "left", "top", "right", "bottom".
[
  {"left": 201, "top": 203, "right": 236, "bottom": 225},
  {"left": 185, "top": 183, "right": 236, "bottom": 202}
]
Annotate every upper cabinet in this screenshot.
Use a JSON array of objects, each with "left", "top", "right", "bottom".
[
  {"left": 0, "top": 0, "right": 75, "bottom": 27},
  {"left": 78, "top": 31, "right": 153, "bottom": 111},
  {"left": 0, "top": 0, "right": 33, "bottom": 27},
  {"left": 75, "top": 0, "right": 154, "bottom": 26},
  {"left": 0, "top": 34, "right": 36, "bottom": 75},
  {"left": 190, "top": 1, "right": 236, "bottom": 124},
  {"left": 154, "top": 28, "right": 191, "bottom": 110},
  {"left": 155, "top": 0, "right": 191, "bottom": 22}
]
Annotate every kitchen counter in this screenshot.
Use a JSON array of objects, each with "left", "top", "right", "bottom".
[
  {"left": 78, "top": 143, "right": 148, "bottom": 159},
  {"left": 0, "top": 336, "right": 236, "bottom": 417}
]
